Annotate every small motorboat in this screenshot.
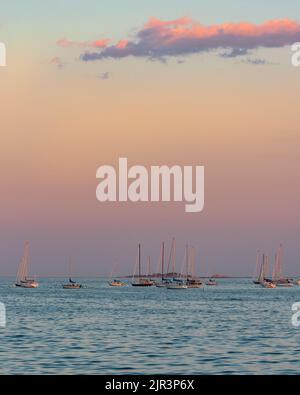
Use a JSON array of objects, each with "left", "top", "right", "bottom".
[
  {"left": 206, "top": 279, "right": 217, "bottom": 286},
  {"left": 62, "top": 283, "right": 82, "bottom": 289},
  {"left": 62, "top": 278, "right": 82, "bottom": 289},
  {"left": 186, "top": 275, "right": 203, "bottom": 288},
  {"left": 109, "top": 279, "right": 126, "bottom": 287}
]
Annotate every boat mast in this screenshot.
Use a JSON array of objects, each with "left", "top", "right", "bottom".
[
  {"left": 161, "top": 242, "right": 165, "bottom": 281},
  {"left": 69, "top": 257, "right": 72, "bottom": 280},
  {"left": 258, "top": 254, "right": 265, "bottom": 283},
  {"left": 16, "top": 242, "right": 29, "bottom": 283},
  {"left": 264, "top": 255, "right": 269, "bottom": 279},
  {"left": 254, "top": 250, "right": 260, "bottom": 280},
  {"left": 273, "top": 252, "right": 278, "bottom": 281},
  {"left": 192, "top": 247, "right": 196, "bottom": 279},
  {"left": 138, "top": 243, "right": 141, "bottom": 278},
  {"left": 147, "top": 256, "right": 151, "bottom": 277},
  {"left": 186, "top": 243, "right": 189, "bottom": 279},
  {"left": 172, "top": 238, "right": 176, "bottom": 276},
  {"left": 278, "top": 244, "right": 283, "bottom": 280}
]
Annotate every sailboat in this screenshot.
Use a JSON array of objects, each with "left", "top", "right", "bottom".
[
  {"left": 62, "top": 258, "right": 82, "bottom": 289},
  {"left": 167, "top": 243, "right": 188, "bottom": 289},
  {"left": 259, "top": 255, "right": 276, "bottom": 288},
  {"left": 186, "top": 246, "right": 203, "bottom": 288},
  {"left": 253, "top": 252, "right": 275, "bottom": 287},
  {"left": 253, "top": 250, "right": 261, "bottom": 284},
  {"left": 108, "top": 262, "right": 126, "bottom": 287},
  {"left": 156, "top": 242, "right": 172, "bottom": 287},
  {"left": 131, "top": 244, "right": 154, "bottom": 287},
  {"left": 272, "top": 245, "right": 293, "bottom": 287},
  {"left": 15, "top": 242, "right": 39, "bottom": 288}
]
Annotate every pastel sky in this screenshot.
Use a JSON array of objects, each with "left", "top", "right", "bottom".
[{"left": 0, "top": 1, "right": 300, "bottom": 277}]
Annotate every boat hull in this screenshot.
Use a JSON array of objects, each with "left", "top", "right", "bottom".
[
  {"left": 62, "top": 284, "right": 82, "bottom": 289},
  {"left": 276, "top": 283, "right": 293, "bottom": 288},
  {"left": 109, "top": 282, "right": 126, "bottom": 287},
  {"left": 261, "top": 281, "right": 276, "bottom": 288},
  {"left": 15, "top": 282, "right": 39, "bottom": 288},
  {"left": 132, "top": 283, "right": 153, "bottom": 287}
]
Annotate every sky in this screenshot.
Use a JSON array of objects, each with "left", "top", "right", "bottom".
[{"left": 0, "top": 1, "right": 300, "bottom": 277}]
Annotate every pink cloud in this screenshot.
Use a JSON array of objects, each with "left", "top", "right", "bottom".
[
  {"left": 116, "top": 40, "right": 129, "bottom": 49},
  {"left": 57, "top": 38, "right": 109, "bottom": 49},
  {"left": 80, "top": 17, "right": 300, "bottom": 61},
  {"left": 49, "top": 56, "right": 64, "bottom": 68},
  {"left": 91, "top": 39, "right": 110, "bottom": 48}
]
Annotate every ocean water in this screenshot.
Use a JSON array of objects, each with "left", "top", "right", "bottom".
[{"left": 0, "top": 278, "right": 300, "bottom": 375}]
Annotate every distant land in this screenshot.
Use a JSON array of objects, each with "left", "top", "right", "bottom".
[{"left": 122, "top": 273, "right": 236, "bottom": 279}]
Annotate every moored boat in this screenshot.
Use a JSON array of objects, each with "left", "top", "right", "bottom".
[
  {"left": 206, "top": 279, "right": 217, "bottom": 286},
  {"left": 109, "top": 279, "right": 126, "bottom": 287},
  {"left": 262, "top": 280, "right": 276, "bottom": 289},
  {"left": 155, "top": 242, "right": 172, "bottom": 287},
  {"left": 186, "top": 246, "right": 203, "bottom": 288},
  {"left": 62, "top": 258, "right": 82, "bottom": 289},
  {"left": 272, "top": 245, "right": 293, "bottom": 287},
  {"left": 62, "top": 280, "right": 82, "bottom": 289},
  {"left": 108, "top": 262, "right": 126, "bottom": 286},
  {"left": 15, "top": 242, "right": 39, "bottom": 289},
  {"left": 132, "top": 244, "right": 154, "bottom": 287}
]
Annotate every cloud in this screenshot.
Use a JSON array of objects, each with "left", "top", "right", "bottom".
[
  {"left": 98, "top": 71, "right": 110, "bottom": 80},
  {"left": 219, "top": 48, "right": 250, "bottom": 58},
  {"left": 80, "top": 17, "right": 300, "bottom": 62},
  {"left": 49, "top": 56, "right": 64, "bottom": 69},
  {"left": 241, "top": 58, "right": 268, "bottom": 65},
  {"left": 57, "top": 38, "right": 109, "bottom": 49}
]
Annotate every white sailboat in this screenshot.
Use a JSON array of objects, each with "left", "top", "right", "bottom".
[
  {"left": 167, "top": 243, "right": 189, "bottom": 290},
  {"left": 272, "top": 245, "right": 293, "bottom": 287},
  {"left": 156, "top": 241, "right": 172, "bottom": 287},
  {"left": 261, "top": 255, "right": 276, "bottom": 288},
  {"left": 108, "top": 262, "right": 126, "bottom": 287},
  {"left": 186, "top": 246, "right": 203, "bottom": 288},
  {"left": 15, "top": 242, "right": 39, "bottom": 288}
]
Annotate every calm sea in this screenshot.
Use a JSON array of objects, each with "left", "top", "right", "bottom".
[{"left": 0, "top": 278, "right": 300, "bottom": 375}]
